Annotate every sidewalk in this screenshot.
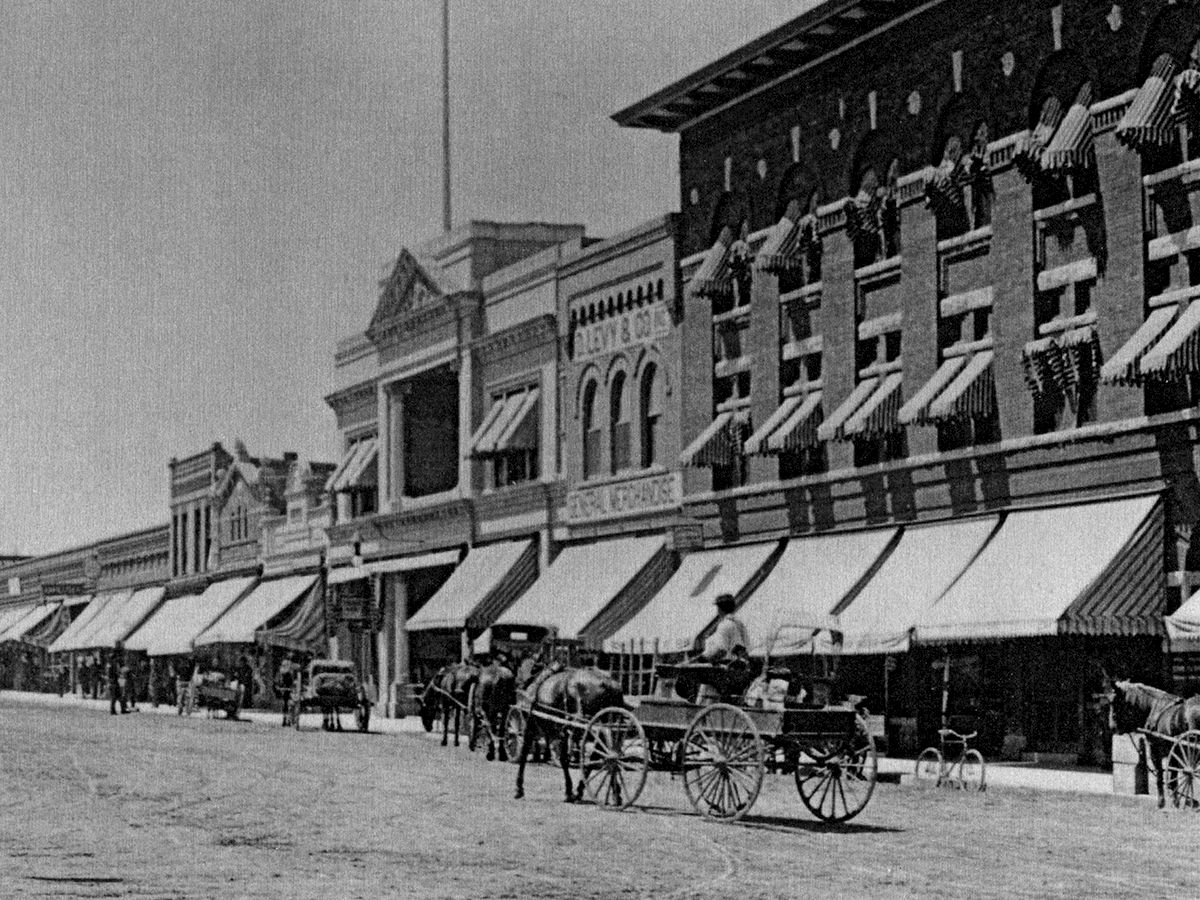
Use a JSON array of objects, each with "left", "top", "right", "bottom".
[{"left": 2, "top": 689, "right": 1119, "bottom": 796}]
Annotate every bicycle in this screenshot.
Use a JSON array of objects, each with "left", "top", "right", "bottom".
[{"left": 914, "top": 727, "right": 986, "bottom": 791}]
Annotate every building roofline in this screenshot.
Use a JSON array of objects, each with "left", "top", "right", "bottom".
[{"left": 612, "top": 0, "right": 936, "bottom": 133}]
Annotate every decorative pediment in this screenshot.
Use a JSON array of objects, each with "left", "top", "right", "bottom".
[{"left": 367, "top": 248, "right": 452, "bottom": 339}]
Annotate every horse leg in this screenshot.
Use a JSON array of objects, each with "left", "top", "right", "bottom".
[
  {"left": 1152, "top": 742, "right": 1166, "bottom": 809},
  {"left": 514, "top": 718, "right": 535, "bottom": 800},
  {"left": 336, "top": 706, "right": 344, "bottom": 732},
  {"left": 489, "top": 713, "right": 500, "bottom": 762},
  {"left": 453, "top": 705, "right": 462, "bottom": 747},
  {"left": 441, "top": 703, "right": 449, "bottom": 746},
  {"left": 560, "top": 727, "right": 576, "bottom": 803}
]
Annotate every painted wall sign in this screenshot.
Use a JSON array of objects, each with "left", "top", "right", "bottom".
[
  {"left": 572, "top": 302, "right": 670, "bottom": 363},
  {"left": 565, "top": 471, "right": 682, "bottom": 522}
]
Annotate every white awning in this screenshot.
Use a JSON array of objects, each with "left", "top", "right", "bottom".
[
  {"left": 495, "top": 535, "right": 666, "bottom": 641},
  {"left": 604, "top": 541, "right": 779, "bottom": 654},
  {"left": 915, "top": 495, "right": 1163, "bottom": 642},
  {"left": 48, "top": 591, "right": 129, "bottom": 653},
  {"left": 0, "top": 603, "right": 59, "bottom": 643},
  {"left": 407, "top": 539, "right": 536, "bottom": 631},
  {"left": 0, "top": 603, "right": 35, "bottom": 638},
  {"left": 816, "top": 378, "right": 878, "bottom": 442},
  {"left": 195, "top": 575, "right": 317, "bottom": 647},
  {"left": 837, "top": 517, "right": 999, "bottom": 655},
  {"left": 737, "top": 528, "right": 897, "bottom": 656},
  {"left": 124, "top": 577, "right": 257, "bottom": 656},
  {"left": 85, "top": 586, "right": 166, "bottom": 651},
  {"left": 327, "top": 566, "right": 370, "bottom": 585},
  {"left": 368, "top": 550, "right": 461, "bottom": 575},
  {"left": 472, "top": 390, "right": 540, "bottom": 456},
  {"left": 326, "top": 439, "right": 377, "bottom": 493}
]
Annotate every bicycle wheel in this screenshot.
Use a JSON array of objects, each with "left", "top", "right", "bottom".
[
  {"left": 914, "top": 748, "right": 942, "bottom": 784},
  {"left": 958, "top": 749, "right": 985, "bottom": 792}
]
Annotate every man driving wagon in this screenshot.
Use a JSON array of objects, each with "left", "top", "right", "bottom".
[{"left": 672, "top": 593, "right": 754, "bottom": 703}]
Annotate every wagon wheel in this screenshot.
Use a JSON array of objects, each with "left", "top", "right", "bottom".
[
  {"left": 794, "top": 715, "right": 878, "bottom": 823},
  {"left": 681, "top": 703, "right": 765, "bottom": 822},
  {"left": 579, "top": 707, "right": 648, "bottom": 810},
  {"left": 1166, "top": 729, "right": 1200, "bottom": 809},
  {"left": 958, "top": 749, "right": 986, "bottom": 792},
  {"left": 503, "top": 707, "right": 526, "bottom": 763}
]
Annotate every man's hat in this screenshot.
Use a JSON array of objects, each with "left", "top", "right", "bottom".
[{"left": 713, "top": 592, "right": 736, "bottom": 607}]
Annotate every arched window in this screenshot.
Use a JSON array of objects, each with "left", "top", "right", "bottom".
[
  {"left": 581, "top": 380, "right": 600, "bottom": 479},
  {"left": 639, "top": 363, "right": 661, "bottom": 469},
  {"left": 609, "top": 371, "right": 630, "bottom": 474}
]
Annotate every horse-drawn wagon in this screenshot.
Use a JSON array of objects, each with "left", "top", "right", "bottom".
[
  {"left": 285, "top": 659, "right": 371, "bottom": 732},
  {"left": 177, "top": 671, "right": 243, "bottom": 719}
]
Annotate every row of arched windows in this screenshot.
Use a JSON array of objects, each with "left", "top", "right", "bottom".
[{"left": 580, "top": 360, "right": 662, "bottom": 479}]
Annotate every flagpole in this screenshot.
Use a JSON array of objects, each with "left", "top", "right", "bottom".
[{"left": 441, "top": 0, "right": 452, "bottom": 233}]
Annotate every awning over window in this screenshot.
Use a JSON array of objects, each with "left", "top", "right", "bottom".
[
  {"left": 898, "top": 357, "right": 966, "bottom": 425},
  {"left": 195, "top": 575, "right": 318, "bottom": 647},
  {"left": 407, "top": 539, "right": 538, "bottom": 632},
  {"left": 689, "top": 228, "right": 733, "bottom": 299},
  {"left": 1015, "top": 95, "right": 1064, "bottom": 182},
  {"left": 604, "top": 541, "right": 779, "bottom": 655},
  {"left": 927, "top": 351, "right": 995, "bottom": 421},
  {"left": 924, "top": 160, "right": 966, "bottom": 223},
  {"left": 10, "top": 603, "right": 70, "bottom": 648},
  {"left": 470, "top": 389, "right": 539, "bottom": 457},
  {"left": 1100, "top": 305, "right": 1179, "bottom": 385},
  {"left": 85, "top": 586, "right": 166, "bottom": 651},
  {"left": 837, "top": 518, "right": 999, "bottom": 655},
  {"left": 48, "top": 590, "right": 130, "bottom": 653},
  {"left": 1021, "top": 327, "right": 1101, "bottom": 395},
  {"left": 816, "top": 378, "right": 879, "bottom": 442},
  {"left": 842, "top": 372, "right": 903, "bottom": 438},
  {"left": 257, "top": 580, "right": 327, "bottom": 653},
  {"left": 494, "top": 535, "right": 670, "bottom": 644},
  {"left": 124, "top": 577, "right": 256, "bottom": 656},
  {"left": 914, "top": 494, "right": 1164, "bottom": 643},
  {"left": 680, "top": 410, "right": 746, "bottom": 467},
  {"left": 327, "top": 438, "right": 378, "bottom": 493},
  {"left": 1042, "top": 83, "right": 1094, "bottom": 172},
  {"left": 744, "top": 396, "right": 802, "bottom": 456},
  {"left": 1138, "top": 300, "right": 1200, "bottom": 379},
  {"left": 0, "top": 603, "right": 34, "bottom": 638},
  {"left": 367, "top": 550, "right": 461, "bottom": 575},
  {"left": 766, "top": 391, "right": 823, "bottom": 452},
  {"left": 1176, "top": 69, "right": 1200, "bottom": 124},
  {"left": 736, "top": 528, "right": 897, "bottom": 656},
  {"left": 755, "top": 204, "right": 816, "bottom": 274},
  {"left": 0, "top": 602, "right": 61, "bottom": 645},
  {"left": 1116, "top": 54, "right": 1180, "bottom": 152},
  {"left": 1167, "top": 591, "right": 1200, "bottom": 648}
]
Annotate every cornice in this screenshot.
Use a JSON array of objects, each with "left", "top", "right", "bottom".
[
  {"left": 368, "top": 291, "right": 482, "bottom": 352},
  {"left": 473, "top": 314, "right": 557, "bottom": 365},
  {"left": 324, "top": 380, "right": 377, "bottom": 412},
  {"left": 559, "top": 215, "right": 677, "bottom": 277}
]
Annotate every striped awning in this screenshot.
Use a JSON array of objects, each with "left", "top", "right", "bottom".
[
  {"left": 927, "top": 352, "right": 995, "bottom": 421},
  {"left": 1140, "top": 299, "right": 1200, "bottom": 379},
  {"left": 256, "top": 580, "right": 326, "bottom": 653},
  {"left": 1015, "top": 96, "right": 1064, "bottom": 182},
  {"left": 1116, "top": 55, "right": 1180, "bottom": 152},
  {"left": 407, "top": 539, "right": 537, "bottom": 632},
  {"left": 756, "top": 200, "right": 811, "bottom": 274},
  {"left": 326, "top": 438, "right": 378, "bottom": 493},
  {"left": 1042, "top": 83, "right": 1095, "bottom": 172},
  {"left": 680, "top": 411, "right": 746, "bottom": 467},
  {"left": 690, "top": 227, "right": 733, "bottom": 299},
  {"left": 470, "top": 389, "right": 539, "bottom": 457},
  {"left": 842, "top": 373, "right": 904, "bottom": 438},
  {"left": 1100, "top": 305, "right": 1179, "bottom": 385},
  {"left": 1022, "top": 328, "right": 1101, "bottom": 395},
  {"left": 898, "top": 356, "right": 967, "bottom": 425},
  {"left": 766, "top": 391, "right": 823, "bottom": 452},
  {"left": 816, "top": 378, "right": 879, "bottom": 442},
  {"left": 844, "top": 191, "right": 882, "bottom": 243},
  {"left": 1021, "top": 336, "right": 1058, "bottom": 397},
  {"left": 924, "top": 161, "right": 966, "bottom": 224},
  {"left": 1176, "top": 69, "right": 1200, "bottom": 124},
  {"left": 743, "top": 395, "right": 802, "bottom": 455}
]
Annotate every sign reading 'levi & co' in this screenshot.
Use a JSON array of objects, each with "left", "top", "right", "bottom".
[
  {"left": 565, "top": 471, "right": 682, "bottom": 522},
  {"left": 572, "top": 303, "right": 670, "bottom": 362}
]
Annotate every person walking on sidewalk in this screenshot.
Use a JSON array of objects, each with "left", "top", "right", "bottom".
[{"left": 108, "top": 643, "right": 127, "bottom": 715}]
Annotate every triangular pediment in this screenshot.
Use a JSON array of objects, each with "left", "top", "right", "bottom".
[{"left": 368, "top": 248, "right": 450, "bottom": 336}]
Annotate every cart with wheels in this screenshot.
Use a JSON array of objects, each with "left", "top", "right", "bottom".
[{"left": 288, "top": 659, "right": 371, "bottom": 733}]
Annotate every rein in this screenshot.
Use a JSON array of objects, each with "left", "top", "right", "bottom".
[{"left": 430, "top": 683, "right": 470, "bottom": 712}]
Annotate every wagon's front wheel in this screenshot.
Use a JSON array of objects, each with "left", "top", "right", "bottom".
[
  {"left": 681, "top": 703, "right": 764, "bottom": 822},
  {"left": 1166, "top": 729, "right": 1200, "bottom": 809},
  {"left": 795, "top": 716, "right": 878, "bottom": 823},
  {"left": 580, "top": 707, "right": 647, "bottom": 810},
  {"left": 503, "top": 707, "right": 526, "bottom": 764}
]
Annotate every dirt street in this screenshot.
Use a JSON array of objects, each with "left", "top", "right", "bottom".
[{"left": 0, "top": 699, "right": 1194, "bottom": 899}]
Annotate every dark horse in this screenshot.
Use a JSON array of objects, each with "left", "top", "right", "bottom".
[
  {"left": 513, "top": 666, "right": 626, "bottom": 803},
  {"left": 469, "top": 659, "right": 516, "bottom": 761},
  {"left": 1108, "top": 680, "right": 1200, "bottom": 807},
  {"left": 421, "top": 662, "right": 479, "bottom": 748}
]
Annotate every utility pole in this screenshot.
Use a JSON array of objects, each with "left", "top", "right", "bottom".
[{"left": 441, "top": 0, "right": 452, "bottom": 233}]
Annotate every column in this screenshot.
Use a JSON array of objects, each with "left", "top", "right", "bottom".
[
  {"left": 898, "top": 190, "right": 940, "bottom": 459},
  {"left": 390, "top": 573, "right": 410, "bottom": 717},
  {"left": 746, "top": 267, "right": 780, "bottom": 485},
  {"left": 457, "top": 344, "right": 474, "bottom": 494},
  {"left": 376, "top": 382, "right": 392, "bottom": 514},
  {"left": 820, "top": 224, "right": 858, "bottom": 472},
  {"left": 375, "top": 574, "right": 391, "bottom": 715},
  {"left": 991, "top": 162, "right": 1036, "bottom": 441}
]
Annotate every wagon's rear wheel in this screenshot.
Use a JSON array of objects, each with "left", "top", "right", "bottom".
[
  {"left": 580, "top": 707, "right": 648, "bottom": 810},
  {"left": 795, "top": 715, "right": 878, "bottom": 823},
  {"left": 681, "top": 703, "right": 765, "bottom": 822},
  {"left": 503, "top": 707, "right": 526, "bottom": 763},
  {"left": 1166, "top": 729, "right": 1200, "bottom": 809}
]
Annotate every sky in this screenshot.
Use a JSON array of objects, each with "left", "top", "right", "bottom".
[{"left": 0, "top": 0, "right": 813, "bottom": 555}]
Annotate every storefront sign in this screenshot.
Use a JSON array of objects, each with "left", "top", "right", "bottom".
[
  {"left": 565, "top": 471, "right": 682, "bottom": 522},
  {"left": 572, "top": 303, "right": 670, "bottom": 363}
]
